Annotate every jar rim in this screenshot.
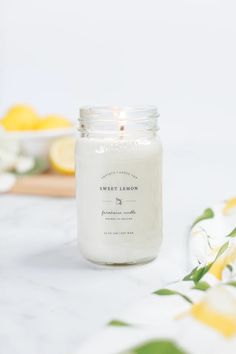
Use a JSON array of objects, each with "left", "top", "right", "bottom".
[{"left": 79, "top": 105, "right": 159, "bottom": 120}]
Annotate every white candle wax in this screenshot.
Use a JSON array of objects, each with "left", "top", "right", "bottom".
[{"left": 76, "top": 136, "right": 162, "bottom": 265}]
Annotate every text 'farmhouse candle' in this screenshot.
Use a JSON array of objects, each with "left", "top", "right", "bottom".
[{"left": 76, "top": 106, "right": 162, "bottom": 265}]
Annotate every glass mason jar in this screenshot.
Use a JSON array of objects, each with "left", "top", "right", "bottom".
[{"left": 76, "top": 106, "right": 162, "bottom": 265}]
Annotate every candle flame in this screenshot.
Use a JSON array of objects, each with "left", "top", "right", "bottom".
[{"left": 112, "top": 108, "right": 126, "bottom": 137}]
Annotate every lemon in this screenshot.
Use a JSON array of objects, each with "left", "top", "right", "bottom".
[
  {"left": 49, "top": 137, "right": 75, "bottom": 175},
  {"left": 36, "top": 115, "right": 71, "bottom": 130},
  {"left": 223, "top": 197, "right": 236, "bottom": 215},
  {"left": 1, "top": 104, "right": 39, "bottom": 131}
]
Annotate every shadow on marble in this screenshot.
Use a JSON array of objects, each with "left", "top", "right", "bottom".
[
  {"left": 21, "top": 241, "right": 100, "bottom": 271},
  {"left": 21, "top": 240, "right": 163, "bottom": 274}
]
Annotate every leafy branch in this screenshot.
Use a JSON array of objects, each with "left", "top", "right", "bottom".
[{"left": 183, "top": 241, "right": 229, "bottom": 284}]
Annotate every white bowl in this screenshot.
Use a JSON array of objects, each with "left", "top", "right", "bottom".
[{"left": 4, "top": 127, "right": 75, "bottom": 158}]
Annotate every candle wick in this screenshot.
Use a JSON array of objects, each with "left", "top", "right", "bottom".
[{"left": 119, "top": 124, "right": 125, "bottom": 140}]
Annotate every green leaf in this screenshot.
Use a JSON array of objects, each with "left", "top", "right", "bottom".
[
  {"left": 183, "top": 264, "right": 212, "bottom": 284},
  {"left": 226, "top": 281, "right": 236, "bottom": 287},
  {"left": 183, "top": 242, "right": 229, "bottom": 284},
  {"left": 153, "top": 288, "right": 193, "bottom": 304},
  {"left": 121, "top": 340, "right": 188, "bottom": 354},
  {"left": 227, "top": 227, "right": 236, "bottom": 238},
  {"left": 192, "top": 281, "right": 210, "bottom": 291},
  {"left": 191, "top": 208, "right": 214, "bottom": 228},
  {"left": 108, "top": 319, "right": 130, "bottom": 327},
  {"left": 226, "top": 264, "right": 233, "bottom": 272},
  {"left": 154, "top": 289, "right": 176, "bottom": 295},
  {"left": 215, "top": 241, "right": 229, "bottom": 260},
  {"left": 182, "top": 266, "right": 198, "bottom": 281}
]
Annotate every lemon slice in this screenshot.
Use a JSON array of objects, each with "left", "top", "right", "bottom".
[
  {"left": 1, "top": 104, "right": 39, "bottom": 131},
  {"left": 49, "top": 137, "right": 75, "bottom": 175},
  {"left": 223, "top": 197, "right": 236, "bottom": 215},
  {"left": 36, "top": 115, "right": 71, "bottom": 130}
]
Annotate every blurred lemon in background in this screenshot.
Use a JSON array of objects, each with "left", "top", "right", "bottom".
[
  {"left": 0, "top": 105, "right": 72, "bottom": 132},
  {"left": 36, "top": 115, "right": 71, "bottom": 130},
  {"left": 49, "top": 137, "right": 75, "bottom": 175},
  {"left": 1, "top": 104, "right": 39, "bottom": 131}
]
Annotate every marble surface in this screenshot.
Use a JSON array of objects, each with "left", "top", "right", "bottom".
[{"left": 0, "top": 141, "right": 235, "bottom": 354}]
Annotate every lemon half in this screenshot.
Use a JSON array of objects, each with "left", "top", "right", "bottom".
[{"left": 49, "top": 137, "right": 75, "bottom": 175}]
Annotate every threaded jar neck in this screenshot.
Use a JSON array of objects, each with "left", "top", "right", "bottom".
[{"left": 78, "top": 105, "right": 160, "bottom": 139}]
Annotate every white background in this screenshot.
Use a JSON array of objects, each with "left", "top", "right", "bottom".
[
  {"left": 1, "top": 2, "right": 236, "bottom": 352},
  {"left": 1, "top": 0, "right": 236, "bottom": 144}
]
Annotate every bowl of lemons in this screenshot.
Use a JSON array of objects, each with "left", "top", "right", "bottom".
[
  {"left": 0, "top": 104, "right": 75, "bottom": 177},
  {"left": 0, "top": 104, "right": 74, "bottom": 157}
]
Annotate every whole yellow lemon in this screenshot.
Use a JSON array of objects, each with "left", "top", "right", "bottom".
[
  {"left": 1, "top": 104, "right": 39, "bottom": 131},
  {"left": 36, "top": 115, "right": 71, "bottom": 130}
]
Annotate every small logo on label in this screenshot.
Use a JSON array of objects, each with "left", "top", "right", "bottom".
[{"left": 116, "top": 197, "right": 122, "bottom": 206}]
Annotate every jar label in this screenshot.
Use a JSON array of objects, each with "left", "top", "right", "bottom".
[
  {"left": 77, "top": 156, "right": 162, "bottom": 242},
  {"left": 99, "top": 170, "right": 139, "bottom": 237}
]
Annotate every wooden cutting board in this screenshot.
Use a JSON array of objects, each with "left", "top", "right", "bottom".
[{"left": 11, "top": 174, "right": 76, "bottom": 197}]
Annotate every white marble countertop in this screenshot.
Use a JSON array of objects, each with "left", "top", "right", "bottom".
[{"left": 1, "top": 142, "right": 235, "bottom": 354}]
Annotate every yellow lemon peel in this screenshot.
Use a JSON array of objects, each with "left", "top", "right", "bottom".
[{"left": 1, "top": 104, "right": 39, "bottom": 131}]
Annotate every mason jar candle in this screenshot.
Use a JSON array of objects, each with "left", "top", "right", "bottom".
[{"left": 76, "top": 106, "right": 162, "bottom": 265}]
